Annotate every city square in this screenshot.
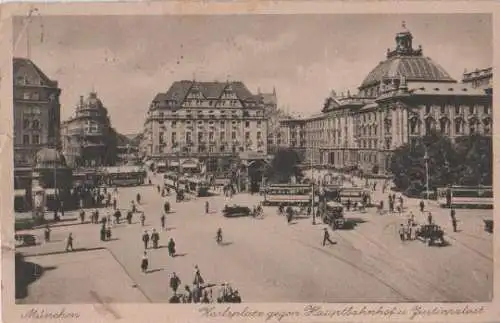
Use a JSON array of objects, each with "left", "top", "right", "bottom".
[
  {"left": 12, "top": 13, "right": 492, "bottom": 304},
  {"left": 15, "top": 171, "right": 493, "bottom": 303}
]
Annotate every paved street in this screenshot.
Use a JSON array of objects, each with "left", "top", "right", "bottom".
[{"left": 16, "top": 173, "right": 493, "bottom": 303}]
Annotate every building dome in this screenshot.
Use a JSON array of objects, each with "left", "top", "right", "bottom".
[
  {"left": 83, "top": 92, "right": 104, "bottom": 109},
  {"left": 359, "top": 21, "right": 456, "bottom": 90},
  {"left": 360, "top": 56, "right": 456, "bottom": 89},
  {"left": 35, "top": 148, "right": 68, "bottom": 168}
]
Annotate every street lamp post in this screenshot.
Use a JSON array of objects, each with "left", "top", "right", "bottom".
[
  {"left": 310, "top": 146, "right": 316, "bottom": 225},
  {"left": 424, "top": 149, "right": 430, "bottom": 200}
]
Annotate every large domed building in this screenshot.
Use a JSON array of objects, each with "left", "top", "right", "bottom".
[
  {"left": 61, "top": 92, "right": 118, "bottom": 168},
  {"left": 299, "top": 22, "right": 492, "bottom": 174}
]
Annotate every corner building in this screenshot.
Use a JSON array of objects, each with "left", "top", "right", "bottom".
[
  {"left": 13, "top": 58, "right": 61, "bottom": 189},
  {"left": 61, "top": 92, "right": 117, "bottom": 168},
  {"left": 143, "top": 81, "right": 268, "bottom": 172},
  {"left": 301, "top": 24, "right": 492, "bottom": 174}
]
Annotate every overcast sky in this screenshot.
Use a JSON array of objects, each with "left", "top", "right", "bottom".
[{"left": 13, "top": 14, "right": 491, "bottom": 134}]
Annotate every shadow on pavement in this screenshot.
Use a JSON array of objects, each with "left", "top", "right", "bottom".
[
  {"left": 15, "top": 253, "right": 57, "bottom": 300},
  {"left": 147, "top": 268, "right": 165, "bottom": 274},
  {"left": 219, "top": 242, "right": 233, "bottom": 247},
  {"left": 174, "top": 253, "right": 187, "bottom": 257},
  {"left": 342, "top": 218, "right": 368, "bottom": 230},
  {"left": 23, "top": 246, "right": 106, "bottom": 258}
]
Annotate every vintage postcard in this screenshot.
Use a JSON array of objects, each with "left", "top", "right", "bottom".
[{"left": 1, "top": 1, "right": 498, "bottom": 322}]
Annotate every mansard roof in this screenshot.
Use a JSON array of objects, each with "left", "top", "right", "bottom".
[
  {"left": 162, "top": 80, "right": 254, "bottom": 103},
  {"left": 13, "top": 57, "right": 58, "bottom": 87}
]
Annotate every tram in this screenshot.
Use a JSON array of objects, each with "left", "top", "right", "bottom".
[
  {"left": 437, "top": 186, "right": 493, "bottom": 209},
  {"left": 262, "top": 184, "right": 314, "bottom": 206}
]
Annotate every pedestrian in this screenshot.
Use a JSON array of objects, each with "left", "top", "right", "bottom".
[
  {"left": 131, "top": 200, "right": 136, "bottom": 213},
  {"left": 65, "top": 233, "right": 74, "bottom": 251},
  {"left": 157, "top": 185, "right": 161, "bottom": 193},
  {"left": 151, "top": 229, "right": 160, "bottom": 249},
  {"left": 113, "top": 198, "right": 117, "bottom": 210},
  {"left": 94, "top": 209, "right": 99, "bottom": 224},
  {"left": 193, "top": 265, "right": 204, "bottom": 286},
  {"left": 420, "top": 200, "right": 425, "bottom": 212},
  {"left": 100, "top": 224, "right": 106, "bottom": 241},
  {"left": 161, "top": 213, "right": 166, "bottom": 230},
  {"left": 451, "top": 208, "right": 457, "bottom": 232},
  {"left": 126, "top": 210, "right": 133, "bottom": 224},
  {"left": 142, "top": 230, "right": 150, "bottom": 249},
  {"left": 60, "top": 201, "right": 65, "bottom": 217},
  {"left": 106, "top": 211, "right": 111, "bottom": 225},
  {"left": 346, "top": 198, "right": 351, "bottom": 211},
  {"left": 140, "top": 212, "right": 146, "bottom": 226},
  {"left": 183, "top": 285, "right": 193, "bottom": 303},
  {"left": 79, "top": 209, "right": 85, "bottom": 223},
  {"left": 164, "top": 201, "right": 170, "bottom": 214},
  {"left": 205, "top": 201, "right": 209, "bottom": 214},
  {"left": 141, "top": 251, "right": 149, "bottom": 273},
  {"left": 398, "top": 224, "right": 405, "bottom": 241},
  {"left": 106, "top": 225, "right": 112, "bottom": 240},
  {"left": 170, "top": 272, "right": 181, "bottom": 295},
  {"left": 44, "top": 224, "right": 51, "bottom": 243},
  {"left": 322, "top": 228, "right": 336, "bottom": 246},
  {"left": 136, "top": 193, "right": 141, "bottom": 205},
  {"left": 427, "top": 212, "right": 433, "bottom": 225},
  {"left": 406, "top": 224, "right": 412, "bottom": 240},
  {"left": 168, "top": 238, "right": 176, "bottom": 257}
]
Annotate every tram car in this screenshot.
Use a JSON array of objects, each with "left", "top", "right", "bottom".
[{"left": 223, "top": 205, "right": 251, "bottom": 218}]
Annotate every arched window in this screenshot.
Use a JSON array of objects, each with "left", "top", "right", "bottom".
[
  {"left": 409, "top": 118, "right": 419, "bottom": 134},
  {"left": 483, "top": 118, "right": 491, "bottom": 134},
  {"left": 439, "top": 118, "right": 449, "bottom": 135},
  {"left": 455, "top": 119, "right": 463, "bottom": 134},
  {"left": 425, "top": 118, "right": 435, "bottom": 134}
]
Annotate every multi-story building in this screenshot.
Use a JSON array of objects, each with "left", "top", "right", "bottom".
[
  {"left": 462, "top": 67, "right": 492, "bottom": 95},
  {"left": 291, "top": 23, "right": 493, "bottom": 175},
  {"left": 13, "top": 58, "right": 61, "bottom": 189},
  {"left": 142, "top": 80, "right": 268, "bottom": 172},
  {"left": 278, "top": 116, "right": 307, "bottom": 160},
  {"left": 61, "top": 92, "right": 118, "bottom": 168}
]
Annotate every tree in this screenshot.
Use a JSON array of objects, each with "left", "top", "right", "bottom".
[
  {"left": 265, "top": 148, "right": 303, "bottom": 184},
  {"left": 454, "top": 134, "right": 492, "bottom": 186},
  {"left": 390, "top": 131, "right": 457, "bottom": 194},
  {"left": 391, "top": 131, "right": 493, "bottom": 195}
]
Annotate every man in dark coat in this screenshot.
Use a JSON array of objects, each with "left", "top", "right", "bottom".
[
  {"left": 450, "top": 208, "right": 457, "bottom": 232},
  {"left": 151, "top": 229, "right": 160, "bottom": 249},
  {"left": 161, "top": 214, "right": 166, "bottom": 230},
  {"left": 79, "top": 209, "right": 85, "bottom": 223},
  {"left": 142, "top": 230, "right": 150, "bottom": 249},
  {"left": 170, "top": 272, "right": 181, "bottom": 295},
  {"left": 322, "top": 228, "right": 336, "bottom": 246}
]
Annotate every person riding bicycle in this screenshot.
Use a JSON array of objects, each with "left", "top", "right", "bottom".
[{"left": 216, "top": 228, "right": 223, "bottom": 243}]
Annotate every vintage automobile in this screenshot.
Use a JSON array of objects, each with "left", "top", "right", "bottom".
[
  {"left": 15, "top": 234, "right": 37, "bottom": 247},
  {"left": 321, "top": 201, "right": 345, "bottom": 229},
  {"left": 223, "top": 205, "right": 251, "bottom": 218},
  {"left": 415, "top": 224, "right": 445, "bottom": 246},
  {"left": 484, "top": 219, "right": 493, "bottom": 233}
]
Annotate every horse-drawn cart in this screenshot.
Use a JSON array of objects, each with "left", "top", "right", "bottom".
[
  {"left": 223, "top": 205, "right": 251, "bottom": 218},
  {"left": 321, "top": 201, "right": 345, "bottom": 229},
  {"left": 415, "top": 224, "right": 446, "bottom": 246}
]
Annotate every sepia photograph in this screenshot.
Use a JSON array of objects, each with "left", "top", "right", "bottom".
[{"left": 10, "top": 10, "right": 493, "bottom": 308}]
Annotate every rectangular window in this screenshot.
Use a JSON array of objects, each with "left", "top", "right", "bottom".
[
  {"left": 23, "top": 92, "right": 30, "bottom": 100},
  {"left": 209, "top": 132, "right": 214, "bottom": 141},
  {"left": 171, "top": 132, "right": 177, "bottom": 143},
  {"left": 455, "top": 106, "right": 461, "bottom": 115},
  {"left": 220, "top": 131, "right": 225, "bottom": 141},
  {"left": 186, "top": 132, "right": 191, "bottom": 143},
  {"left": 245, "top": 132, "right": 250, "bottom": 140},
  {"left": 32, "top": 134, "right": 39, "bottom": 144},
  {"left": 23, "top": 135, "right": 29, "bottom": 145},
  {"left": 232, "top": 131, "right": 236, "bottom": 139},
  {"left": 172, "top": 121, "right": 177, "bottom": 128},
  {"left": 245, "top": 121, "right": 250, "bottom": 128},
  {"left": 220, "top": 121, "right": 225, "bottom": 127},
  {"left": 257, "top": 121, "right": 262, "bottom": 128}
]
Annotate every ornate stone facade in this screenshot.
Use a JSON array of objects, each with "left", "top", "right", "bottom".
[
  {"left": 142, "top": 80, "right": 268, "bottom": 172},
  {"left": 281, "top": 23, "right": 493, "bottom": 175},
  {"left": 61, "top": 92, "right": 118, "bottom": 168},
  {"left": 13, "top": 58, "right": 61, "bottom": 169}
]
